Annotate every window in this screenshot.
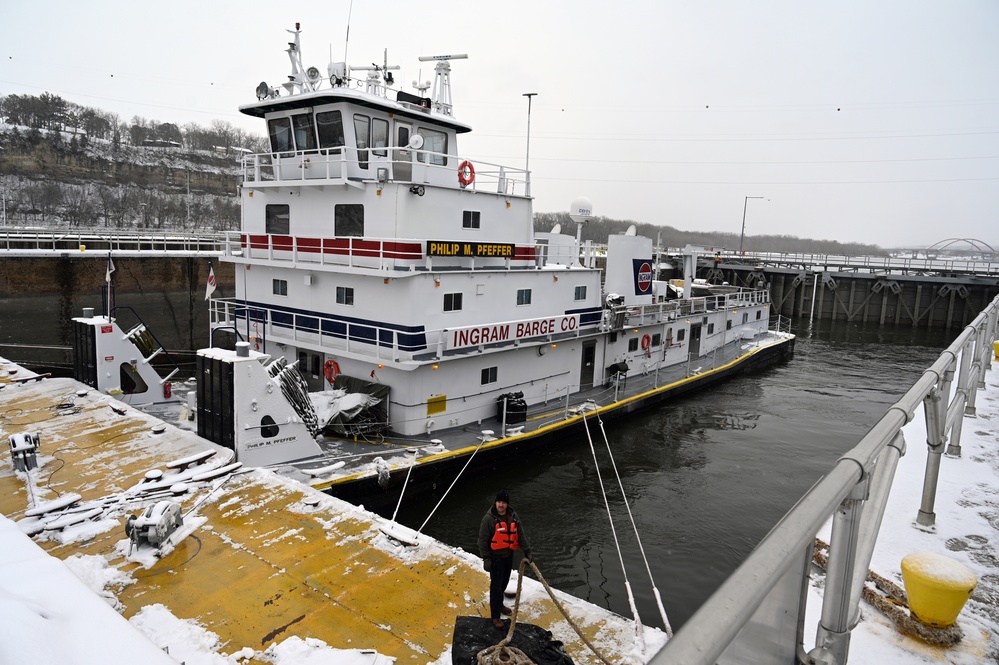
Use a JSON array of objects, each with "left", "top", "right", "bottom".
[
  {"left": 292, "top": 113, "right": 317, "bottom": 151},
  {"left": 652, "top": 333, "right": 661, "bottom": 346},
  {"left": 677, "top": 329, "right": 686, "bottom": 341},
  {"left": 481, "top": 367, "right": 497, "bottom": 385},
  {"left": 574, "top": 286, "right": 587, "bottom": 301},
  {"left": 316, "top": 110, "right": 345, "bottom": 152},
  {"left": 742, "top": 313, "right": 749, "bottom": 324},
  {"left": 517, "top": 289, "right": 532, "bottom": 306},
  {"left": 267, "top": 117, "right": 293, "bottom": 153},
  {"left": 462, "top": 210, "right": 480, "bottom": 229},
  {"left": 266, "top": 204, "right": 290, "bottom": 234},
  {"left": 372, "top": 118, "right": 388, "bottom": 157},
  {"left": 417, "top": 127, "right": 447, "bottom": 165},
  {"left": 726, "top": 320, "right": 733, "bottom": 330},
  {"left": 353, "top": 114, "right": 370, "bottom": 168},
  {"left": 335, "top": 204, "right": 364, "bottom": 237},
  {"left": 311, "top": 354, "right": 321, "bottom": 378},
  {"left": 628, "top": 338, "right": 639, "bottom": 352},
  {"left": 707, "top": 323, "right": 715, "bottom": 334},
  {"left": 336, "top": 286, "right": 354, "bottom": 305},
  {"left": 444, "top": 292, "right": 463, "bottom": 312},
  {"left": 273, "top": 279, "right": 288, "bottom": 296},
  {"left": 756, "top": 311, "right": 762, "bottom": 320}
]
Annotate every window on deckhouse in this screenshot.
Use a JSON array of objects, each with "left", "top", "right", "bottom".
[
  {"left": 417, "top": 128, "right": 447, "bottom": 165},
  {"left": 517, "top": 289, "right": 532, "bottom": 306},
  {"left": 266, "top": 204, "right": 290, "bottom": 234},
  {"left": 481, "top": 367, "right": 497, "bottom": 385},
  {"left": 353, "top": 115, "right": 370, "bottom": 168},
  {"left": 335, "top": 204, "right": 363, "bottom": 237},
  {"left": 444, "top": 293, "right": 463, "bottom": 311},
  {"left": 292, "top": 114, "right": 317, "bottom": 151},
  {"left": 336, "top": 286, "right": 354, "bottom": 305},
  {"left": 462, "top": 211, "right": 480, "bottom": 229},
  {"left": 268, "top": 117, "right": 293, "bottom": 153},
  {"left": 316, "top": 110, "right": 345, "bottom": 152},
  {"left": 372, "top": 118, "right": 388, "bottom": 157}
]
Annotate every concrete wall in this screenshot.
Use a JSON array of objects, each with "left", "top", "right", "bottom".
[{"left": 0, "top": 256, "right": 234, "bottom": 372}]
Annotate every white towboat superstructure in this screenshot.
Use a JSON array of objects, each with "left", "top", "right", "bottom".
[{"left": 94, "top": 23, "right": 792, "bottom": 505}]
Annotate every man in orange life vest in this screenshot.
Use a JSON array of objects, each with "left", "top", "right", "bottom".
[{"left": 477, "top": 490, "right": 532, "bottom": 630}]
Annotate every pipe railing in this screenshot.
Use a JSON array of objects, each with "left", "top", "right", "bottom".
[{"left": 650, "top": 293, "right": 999, "bottom": 665}]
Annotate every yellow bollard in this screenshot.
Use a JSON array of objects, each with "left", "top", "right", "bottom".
[
  {"left": 79, "top": 244, "right": 86, "bottom": 252},
  {"left": 994, "top": 340, "right": 999, "bottom": 360},
  {"left": 901, "top": 552, "right": 977, "bottom": 628}
]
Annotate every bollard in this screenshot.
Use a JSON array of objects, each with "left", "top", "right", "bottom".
[{"left": 901, "top": 552, "right": 977, "bottom": 628}]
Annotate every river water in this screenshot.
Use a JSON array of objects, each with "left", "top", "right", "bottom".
[{"left": 393, "top": 319, "right": 954, "bottom": 633}]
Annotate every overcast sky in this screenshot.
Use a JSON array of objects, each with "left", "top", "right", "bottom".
[{"left": 2, "top": 1, "right": 997, "bottom": 249}]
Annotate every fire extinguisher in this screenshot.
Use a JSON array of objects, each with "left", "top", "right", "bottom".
[{"left": 163, "top": 381, "right": 172, "bottom": 399}]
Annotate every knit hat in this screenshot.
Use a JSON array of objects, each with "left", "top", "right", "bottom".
[{"left": 495, "top": 490, "right": 510, "bottom": 504}]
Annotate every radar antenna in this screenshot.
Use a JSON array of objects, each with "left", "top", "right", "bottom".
[
  {"left": 417, "top": 53, "right": 468, "bottom": 116},
  {"left": 351, "top": 49, "right": 401, "bottom": 95}
]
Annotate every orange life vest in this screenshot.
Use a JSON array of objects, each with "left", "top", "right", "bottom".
[{"left": 490, "top": 518, "right": 519, "bottom": 551}]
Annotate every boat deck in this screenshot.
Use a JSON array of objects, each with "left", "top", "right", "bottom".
[
  {"left": 0, "top": 359, "right": 666, "bottom": 663},
  {"left": 277, "top": 331, "right": 794, "bottom": 510}
]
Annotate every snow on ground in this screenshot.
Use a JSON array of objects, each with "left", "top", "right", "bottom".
[{"left": 806, "top": 361, "right": 999, "bottom": 663}]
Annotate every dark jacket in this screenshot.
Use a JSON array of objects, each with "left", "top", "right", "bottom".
[{"left": 478, "top": 504, "right": 530, "bottom": 561}]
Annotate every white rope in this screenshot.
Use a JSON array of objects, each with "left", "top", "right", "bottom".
[
  {"left": 390, "top": 449, "right": 419, "bottom": 523},
  {"left": 580, "top": 413, "right": 645, "bottom": 651},
  {"left": 418, "top": 438, "right": 487, "bottom": 533},
  {"left": 595, "top": 415, "right": 674, "bottom": 638}
]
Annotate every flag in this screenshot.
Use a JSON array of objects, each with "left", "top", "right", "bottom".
[
  {"left": 105, "top": 253, "right": 115, "bottom": 284},
  {"left": 205, "top": 264, "right": 217, "bottom": 301}
]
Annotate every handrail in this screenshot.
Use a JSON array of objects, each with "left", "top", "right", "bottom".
[
  {"left": 651, "top": 293, "right": 999, "bottom": 664},
  {"left": 0, "top": 229, "right": 225, "bottom": 256}
]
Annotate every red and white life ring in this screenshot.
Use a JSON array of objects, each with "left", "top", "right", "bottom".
[
  {"left": 641, "top": 334, "right": 652, "bottom": 351},
  {"left": 457, "top": 160, "right": 475, "bottom": 187},
  {"left": 323, "top": 358, "right": 340, "bottom": 384}
]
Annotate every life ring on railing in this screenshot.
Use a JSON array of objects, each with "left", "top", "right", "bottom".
[
  {"left": 324, "top": 359, "right": 341, "bottom": 384},
  {"left": 457, "top": 160, "right": 475, "bottom": 187},
  {"left": 641, "top": 334, "right": 652, "bottom": 351}
]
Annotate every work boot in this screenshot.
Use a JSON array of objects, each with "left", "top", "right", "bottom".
[
  {"left": 504, "top": 591, "right": 516, "bottom": 599},
  {"left": 500, "top": 606, "right": 512, "bottom": 616},
  {"left": 492, "top": 618, "right": 505, "bottom": 630}
]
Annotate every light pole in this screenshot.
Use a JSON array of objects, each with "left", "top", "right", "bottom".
[
  {"left": 523, "top": 92, "right": 537, "bottom": 195},
  {"left": 739, "top": 196, "right": 765, "bottom": 254}
]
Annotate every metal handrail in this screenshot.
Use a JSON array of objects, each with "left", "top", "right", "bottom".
[{"left": 651, "top": 293, "right": 999, "bottom": 664}]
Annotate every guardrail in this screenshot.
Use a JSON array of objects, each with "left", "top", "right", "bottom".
[
  {"left": 709, "top": 249, "right": 999, "bottom": 276},
  {"left": 0, "top": 229, "right": 226, "bottom": 256},
  {"left": 651, "top": 293, "right": 999, "bottom": 664}
]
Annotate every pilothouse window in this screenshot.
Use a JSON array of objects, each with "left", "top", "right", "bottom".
[
  {"left": 292, "top": 113, "right": 317, "bottom": 151},
  {"left": 268, "top": 117, "right": 293, "bottom": 153},
  {"left": 353, "top": 114, "right": 370, "bottom": 169},
  {"left": 372, "top": 118, "right": 388, "bottom": 157},
  {"left": 316, "top": 110, "right": 345, "bottom": 152},
  {"left": 417, "top": 127, "right": 447, "bottom": 166}
]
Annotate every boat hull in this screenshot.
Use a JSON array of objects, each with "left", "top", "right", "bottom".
[{"left": 316, "top": 334, "right": 795, "bottom": 514}]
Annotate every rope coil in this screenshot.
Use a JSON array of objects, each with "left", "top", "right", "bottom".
[{"left": 477, "top": 558, "right": 616, "bottom": 665}]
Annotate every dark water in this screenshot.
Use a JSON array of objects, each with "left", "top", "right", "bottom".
[{"left": 393, "top": 319, "right": 954, "bottom": 632}]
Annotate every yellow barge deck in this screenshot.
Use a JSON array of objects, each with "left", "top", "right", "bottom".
[{"left": 0, "top": 362, "right": 665, "bottom": 663}]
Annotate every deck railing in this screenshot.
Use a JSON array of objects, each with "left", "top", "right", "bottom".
[
  {"left": 651, "top": 293, "right": 999, "bottom": 664},
  {"left": 240, "top": 146, "right": 530, "bottom": 197},
  {"left": 0, "top": 229, "right": 225, "bottom": 256}
]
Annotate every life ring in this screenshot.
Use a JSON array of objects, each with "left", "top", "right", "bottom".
[
  {"left": 641, "top": 334, "right": 652, "bottom": 351},
  {"left": 457, "top": 160, "right": 475, "bottom": 187},
  {"left": 323, "top": 359, "right": 340, "bottom": 384}
]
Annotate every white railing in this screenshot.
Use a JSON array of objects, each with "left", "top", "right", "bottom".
[
  {"left": 652, "top": 294, "right": 999, "bottom": 664},
  {"left": 0, "top": 229, "right": 225, "bottom": 256},
  {"left": 241, "top": 146, "right": 529, "bottom": 197}
]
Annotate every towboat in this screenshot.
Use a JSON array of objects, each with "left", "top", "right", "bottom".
[{"left": 72, "top": 24, "right": 794, "bottom": 512}]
